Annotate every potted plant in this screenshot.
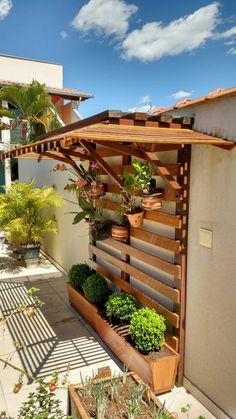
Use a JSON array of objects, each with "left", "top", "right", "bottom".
[
  {"left": 54, "top": 162, "right": 111, "bottom": 241},
  {"left": 128, "top": 160, "right": 163, "bottom": 212},
  {"left": 67, "top": 267, "right": 179, "bottom": 394},
  {"left": 120, "top": 160, "right": 156, "bottom": 227},
  {"left": 111, "top": 208, "right": 130, "bottom": 242},
  {"left": 0, "top": 181, "right": 62, "bottom": 267}
]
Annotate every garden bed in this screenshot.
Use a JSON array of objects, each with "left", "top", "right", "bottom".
[
  {"left": 68, "top": 372, "right": 171, "bottom": 419},
  {"left": 67, "top": 283, "right": 179, "bottom": 394}
]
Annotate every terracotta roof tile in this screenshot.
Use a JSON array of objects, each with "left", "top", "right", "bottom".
[{"left": 154, "top": 86, "right": 236, "bottom": 114}]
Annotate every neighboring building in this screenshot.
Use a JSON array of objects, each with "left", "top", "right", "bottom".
[
  {"left": 155, "top": 89, "right": 236, "bottom": 418},
  {"left": 0, "top": 54, "right": 93, "bottom": 189}
]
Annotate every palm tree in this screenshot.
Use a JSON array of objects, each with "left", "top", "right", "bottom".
[{"left": 0, "top": 80, "right": 61, "bottom": 144}]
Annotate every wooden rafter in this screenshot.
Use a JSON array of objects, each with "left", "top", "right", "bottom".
[
  {"left": 80, "top": 140, "right": 124, "bottom": 187},
  {"left": 59, "top": 146, "right": 92, "bottom": 161},
  {"left": 137, "top": 146, "right": 182, "bottom": 192}
]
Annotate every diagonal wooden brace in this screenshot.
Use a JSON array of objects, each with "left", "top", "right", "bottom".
[
  {"left": 80, "top": 140, "right": 123, "bottom": 188},
  {"left": 137, "top": 145, "right": 182, "bottom": 192}
]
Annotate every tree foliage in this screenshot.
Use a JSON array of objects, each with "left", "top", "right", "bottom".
[{"left": 0, "top": 180, "right": 62, "bottom": 245}]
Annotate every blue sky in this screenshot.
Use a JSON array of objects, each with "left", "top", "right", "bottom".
[{"left": 0, "top": 0, "right": 236, "bottom": 116}]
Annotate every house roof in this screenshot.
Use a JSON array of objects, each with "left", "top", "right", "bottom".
[
  {"left": 0, "top": 80, "right": 94, "bottom": 101},
  {"left": 154, "top": 87, "right": 236, "bottom": 115},
  {"left": 0, "top": 110, "right": 234, "bottom": 164}
]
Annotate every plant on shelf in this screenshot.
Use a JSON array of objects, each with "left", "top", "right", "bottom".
[
  {"left": 129, "top": 308, "right": 166, "bottom": 354},
  {"left": 68, "top": 263, "right": 95, "bottom": 291},
  {"left": 105, "top": 292, "right": 139, "bottom": 324},
  {"left": 0, "top": 181, "right": 62, "bottom": 266},
  {"left": 54, "top": 162, "right": 112, "bottom": 241},
  {"left": 120, "top": 160, "right": 156, "bottom": 227},
  {"left": 82, "top": 273, "right": 109, "bottom": 306}
]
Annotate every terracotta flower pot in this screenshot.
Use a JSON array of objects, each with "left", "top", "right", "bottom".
[
  {"left": 126, "top": 211, "right": 144, "bottom": 227},
  {"left": 111, "top": 225, "right": 129, "bottom": 242},
  {"left": 142, "top": 194, "right": 162, "bottom": 211}
]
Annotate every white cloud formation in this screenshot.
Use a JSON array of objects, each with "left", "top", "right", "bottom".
[
  {"left": 122, "top": 3, "right": 220, "bottom": 61},
  {"left": 170, "top": 90, "right": 192, "bottom": 99},
  {"left": 0, "top": 0, "right": 12, "bottom": 20},
  {"left": 138, "top": 95, "right": 151, "bottom": 104},
  {"left": 227, "top": 47, "right": 236, "bottom": 55},
  {"left": 215, "top": 26, "right": 236, "bottom": 39},
  {"left": 128, "top": 95, "right": 154, "bottom": 113},
  {"left": 72, "top": 0, "right": 137, "bottom": 38},
  {"left": 224, "top": 40, "right": 235, "bottom": 46},
  {"left": 60, "top": 31, "right": 68, "bottom": 40}
]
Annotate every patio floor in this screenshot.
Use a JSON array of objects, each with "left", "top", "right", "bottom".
[{"left": 0, "top": 246, "right": 216, "bottom": 418}]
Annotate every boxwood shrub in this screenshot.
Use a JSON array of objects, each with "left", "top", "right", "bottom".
[
  {"left": 68, "top": 263, "right": 95, "bottom": 290},
  {"left": 82, "top": 273, "right": 109, "bottom": 306},
  {"left": 105, "top": 292, "right": 138, "bottom": 323},
  {"left": 129, "top": 308, "right": 166, "bottom": 354}
]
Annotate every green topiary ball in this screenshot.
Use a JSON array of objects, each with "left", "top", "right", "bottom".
[
  {"left": 68, "top": 263, "right": 95, "bottom": 290},
  {"left": 105, "top": 292, "right": 138, "bottom": 324},
  {"left": 129, "top": 308, "right": 166, "bottom": 354},
  {"left": 82, "top": 273, "right": 109, "bottom": 306}
]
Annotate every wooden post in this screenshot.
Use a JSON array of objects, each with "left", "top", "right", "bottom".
[
  {"left": 175, "top": 145, "right": 191, "bottom": 386},
  {"left": 121, "top": 152, "right": 130, "bottom": 282}
]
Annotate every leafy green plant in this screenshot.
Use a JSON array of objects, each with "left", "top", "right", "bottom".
[
  {"left": 129, "top": 308, "right": 166, "bottom": 353},
  {"left": 105, "top": 292, "right": 138, "bottom": 323},
  {"left": 125, "top": 383, "right": 145, "bottom": 419},
  {"left": 0, "top": 181, "right": 62, "bottom": 246},
  {"left": 92, "top": 381, "right": 107, "bottom": 419},
  {"left": 17, "top": 379, "right": 71, "bottom": 419},
  {"left": 68, "top": 263, "right": 95, "bottom": 290},
  {"left": 82, "top": 273, "right": 109, "bottom": 306},
  {"left": 119, "top": 160, "right": 154, "bottom": 215}
]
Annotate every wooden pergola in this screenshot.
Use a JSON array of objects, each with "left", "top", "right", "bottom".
[{"left": 1, "top": 110, "right": 234, "bottom": 386}]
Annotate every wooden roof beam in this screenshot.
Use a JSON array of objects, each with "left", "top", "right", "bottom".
[
  {"left": 80, "top": 140, "right": 124, "bottom": 187},
  {"left": 137, "top": 145, "right": 182, "bottom": 192}
]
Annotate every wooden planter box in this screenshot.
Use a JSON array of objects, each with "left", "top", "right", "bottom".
[
  {"left": 67, "top": 284, "right": 179, "bottom": 394},
  {"left": 68, "top": 371, "right": 171, "bottom": 419}
]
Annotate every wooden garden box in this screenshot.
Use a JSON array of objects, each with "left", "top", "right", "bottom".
[
  {"left": 68, "top": 370, "right": 172, "bottom": 418},
  {"left": 67, "top": 283, "right": 179, "bottom": 394}
]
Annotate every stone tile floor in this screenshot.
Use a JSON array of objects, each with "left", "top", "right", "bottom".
[{"left": 0, "top": 246, "right": 216, "bottom": 418}]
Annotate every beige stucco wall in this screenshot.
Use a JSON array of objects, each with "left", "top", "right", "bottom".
[
  {"left": 185, "top": 145, "right": 236, "bottom": 418},
  {"left": 0, "top": 55, "right": 63, "bottom": 88},
  {"left": 18, "top": 159, "right": 89, "bottom": 270}
]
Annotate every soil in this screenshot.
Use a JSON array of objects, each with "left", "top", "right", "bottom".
[{"left": 77, "top": 375, "right": 158, "bottom": 418}]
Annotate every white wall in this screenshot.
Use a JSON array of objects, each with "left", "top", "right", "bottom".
[
  {"left": 18, "top": 159, "right": 90, "bottom": 271},
  {"left": 168, "top": 98, "right": 236, "bottom": 417},
  {"left": 0, "top": 55, "right": 63, "bottom": 88}
]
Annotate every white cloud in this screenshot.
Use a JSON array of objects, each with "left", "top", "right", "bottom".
[
  {"left": 72, "top": 0, "right": 137, "bottom": 38},
  {"left": 224, "top": 40, "right": 235, "bottom": 46},
  {"left": 122, "top": 3, "right": 220, "bottom": 61},
  {"left": 60, "top": 31, "right": 68, "bottom": 40},
  {"left": 0, "top": 0, "right": 12, "bottom": 20},
  {"left": 227, "top": 47, "right": 236, "bottom": 55},
  {"left": 170, "top": 90, "right": 192, "bottom": 99},
  {"left": 138, "top": 95, "right": 151, "bottom": 104},
  {"left": 128, "top": 95, "right": 154, "bottom": 113},
  {"left": 215, "top": 26, "right": 236, "bottom": 39}
]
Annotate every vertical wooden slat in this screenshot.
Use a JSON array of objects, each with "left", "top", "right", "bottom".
[
  {"left": 121, "top": 152, "right": 130, "bottom": 282},
  {"left": 175, "top": 145, "right": 191, "bottom": 386}
]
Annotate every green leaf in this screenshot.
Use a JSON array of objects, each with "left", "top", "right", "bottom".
[
  {"left": 73, "top": 211, "right": 89, "bottom": 224},
  {"left": 78, "top": 197, "right": 94, "bottom": 211}
]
